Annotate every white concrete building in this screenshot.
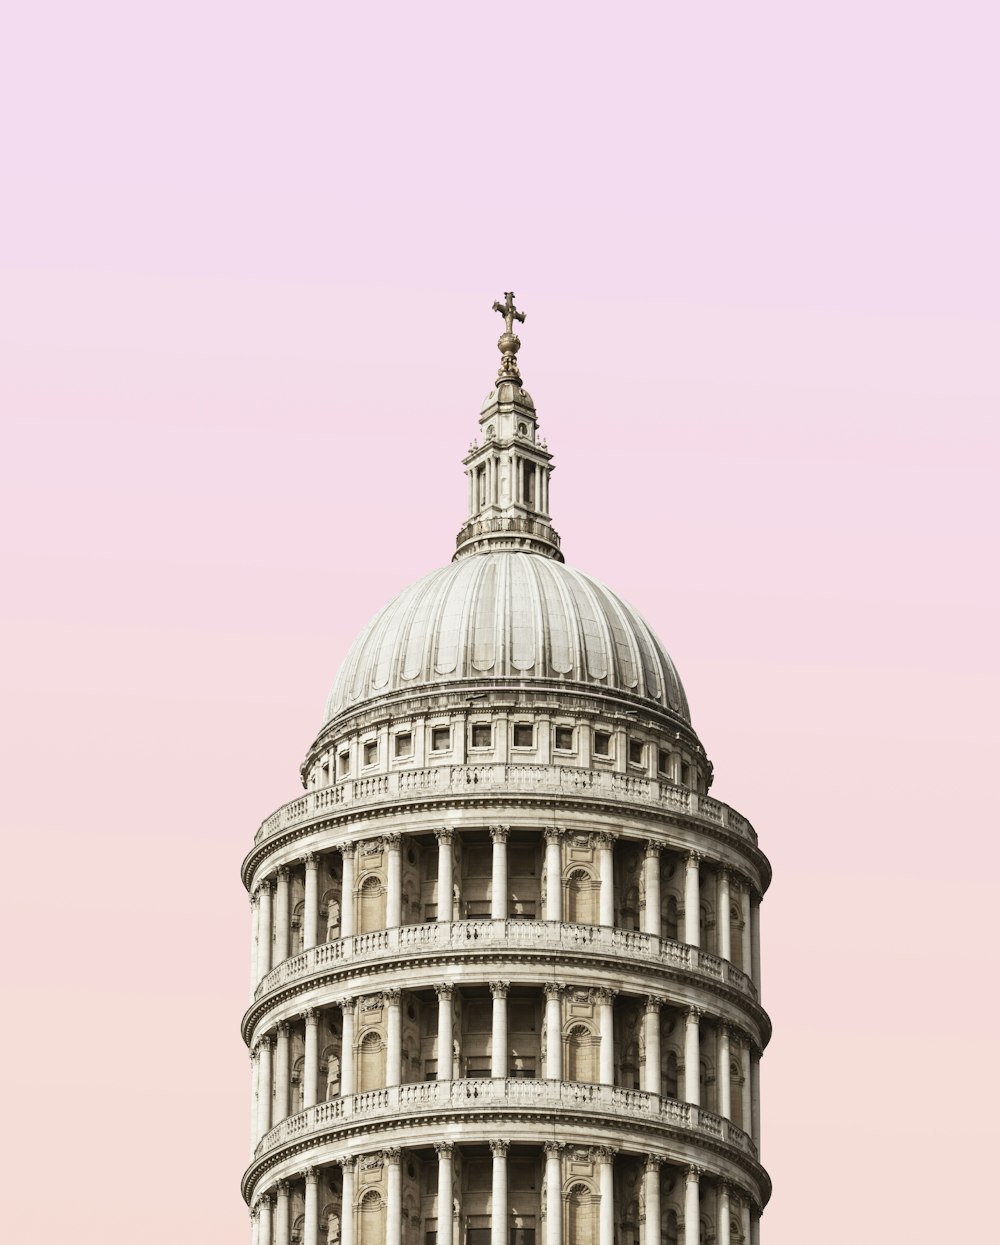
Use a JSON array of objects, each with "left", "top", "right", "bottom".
[{"left": 241, "top": 295, "right": 772, "bottom": 1245}]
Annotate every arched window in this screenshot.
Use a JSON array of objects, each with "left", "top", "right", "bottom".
[
  {"left": 321, "top": 890, "right": 340, "bottom": 942},
  {"left": 358, "top": 1029, "right": 386, "bottom": 1092},
  {"left": 566, "top": 1023, "right": 598, "bottom": 1083},
  {"left": 664, "top": 894, "right": 679, "bottom": 941},
  {"left": 567, "top": 1183, "right": 596, "bottom": 1245},
  {"left": 357, "top": 874, "right": 386, "bottom": 933},
  {"left": 292, "top": 900, "right": 306, "bottom": 955},
  {"left": 663, "top": 1208, "right": 679, "bottom": 1245},
  {"left": 664, "top": 1049, "right": 679, "bottom": 1099},
  {"left": 565, "top": 868, "right": 597, "bottom": 925}
]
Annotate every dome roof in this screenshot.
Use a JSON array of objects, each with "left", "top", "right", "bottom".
[{"left": 324, "top": 551, "right": 690, "bottom": 724}]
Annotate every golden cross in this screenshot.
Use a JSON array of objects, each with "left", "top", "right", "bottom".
[{"left": 492, "top": 291, "right": 526, "bottom": 335}]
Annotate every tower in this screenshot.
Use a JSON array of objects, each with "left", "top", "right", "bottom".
[{"left": 241, "top": 296, "right": 772, "bottom": 1245}]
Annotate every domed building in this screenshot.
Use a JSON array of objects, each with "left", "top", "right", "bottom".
[{"left": 241, "top": 295, "right": 772, "bottom": 1245}]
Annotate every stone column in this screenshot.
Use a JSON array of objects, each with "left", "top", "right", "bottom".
[
  {"left": 596, "top": 988, "right": 615, "bottom": 1086},
  {"left": 544, "top": 1143, "right": 562, "bottom": 1245},
  {"left": 718, "top": 1024, "right": 731, "bottom": 1120},
  {"left": 490, "top": 825, "right": 509, "bottom": 920},
  {"left": 303, "top": 854, "right": 319, "bottom": 951},
  {"left": 436, "top": 828, "right": 454, "bottom": 922},
  {"left": 544, "top": 984, "right": 563, "bottom": 1079},
  {"left": 252, "top": 1200, "right": 260, "bottom": 1245},
  {"left": 436, "top": 1143, "right": 454, "bottom": 1245},
  {"left": 491, "top": 981, "right": 509, "bottom": 1078},
  {"left": 684, "top": 854, "right": 701, "bottom": 946},
  {"left": 596, "top": 834, "right": 615, "bottom": 926},
  {"left": 490, "top": 1139, "right": 509, "bottom": 1245},
  {"left": 684, "top": 1168, "right": 700, "bottom": 1245},
  {"left": 750, "top": 1052, "right": 761, "bottom": 1150},
  {"left": 250, "top": 890, "right": 260, "bottom": 995},
  {"left": 303, "top": 1009, "right": 319, "bottom": 1109},
  {"left": 718, "top": 869, "right": 731, "bottom": 961},
  {"left": 339, "top": 998, "right": 355, "bottom": 1097},
  {"left": 385, "top": 835, "right": 402, "bottom": 929},
  {"left": 257, "top": 1037, "right": 273, "bottom": 1137},
  {"left": 258, "top": 882, "right": 273, "bottom": 977},
  {"left": 336, "top": 847, "right": 355, "bottom": 940},
  {"left": 385, "top": 1148, "right": 402, "bottom": 1245},
  {"left": 258, "top": 1194, "right": 273, "bottom": 1245},
  {"left": 741, "top": 882, "right": 753, "bottom": 974},
  {"left": 340, "top": 1157, "right": 355, "bottom": 1245},
  {"left": 740, "top": 1201, "right": 752, "bottom": 1245},
  {"left": 684, "top": 1009, "right": 701, "bottom": 1105},
  {"left": 643, "top": 1158, "right": 661, "bottom": 1245},
  {"left": 303, "top": 1167, "right": 319, "bottom": 1245},
  {"left": 717, "top": 1182, "right": 731, "bottom": 1245},
  {"left": 741, "top": 1038, "right": 753, "bottom": 1136},
  {"left": 274, "top": 868, "right": 290, "bottom": 963},
  {"left": 642, "top": 841, "right": 661, "bottom": 937},
  {"left": 275, "top": 1181, "right": 290, "bottom": 1245},
  {"left": 643, "top": 997, "right": 661, "bottom": 1095},
  {"left": 274, "top": 1023, "right": 290, "bottom": 1122},
  {"left": 250, "top": 1045, "right": 260, "bottom": 1153},
  {"left": 436, "top": 984, "right": 454, "bottom": 1081},
  {"left": 386, "top": 989, "right": 402, "bottom": 1087},
  {"left": 750, "top": 897, "right": 761, "bottom": 992},
  {"left": 597, "top": 1148, "right": 615, "bottom": 1245},
  {"left": 544, "top": 830, "right": 563, "bottom": 922}
]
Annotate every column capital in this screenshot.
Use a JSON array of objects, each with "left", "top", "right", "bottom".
[
  {"left": 277, "top": 867, "right": 290, "bottom": 881},
  {"left": 543, "top": 983, "right": 564, "bottom": 1001},
  {"left": 718, "top": 866, "right": 731, "bottom": 883},
  {"left": 543, "top": 828, "right": 564, "bottom": 845},
  {"left": 336, "top": 995, "right": 355, "bottom": 1013},
  {"left": 256, "top": 879, "right": 272, "bottom": 896},
  {"left": 644, "top": 1155, "right": 662, "bottom": 1174},
  {"left": 644, "top": 839, "right": 663, "bottom": 858},
  {"left": 594, "top": 832, "right": 617, "bottom": 849},
  {"left": 490, "top": 824, "right": 510, "bottom": 843},
  {"left": 686, "top": 851, "right": 702, "bottom": 866},
  {"left": 717, "top": 1179, "right": 731, "bottom": 1199},
  {"left": 304, "top": 1166, "right": 319, "bottom": 1185},
  {"left": 250, "top": 890, "right": 260, "bottom": 908},
  {"left": 590, "top": 1146, "right": 617, "bottom": 1162},
  {"left": 304, "top": 852, "right": 318, "bottom": 868},
  {"left": 255, "top": 1193, "right": 273, "bottom": 1211},
  {"left": 718, "top": 1021, "right": 732, "bottom": 1041},
  {"left": 381, "top": 1146, "right": 401, "bottom": 1165},
  {"left": 490, "top": 980, "right": 510, "bottom": 999},
  {"left": 337, "top": 1155, "right": 355, "bottom": 1174},
  {"left": 276, "top": 1180, "right": 290, "bottom": 1195},
  {"left": 383, "top": 833, "right": 402, "bottom": 850},
  {"left": 277, "top": 1021, "right": 290, "bottom": 1037},
  {"left": 304, "top": 1007, "right": 318, "bottom": 1025},
  {"left": 686, "top": 1165, "right": 703, "bottom": 1183},
  {"left": 489, "top": 1139, "right": 510, "bottom": 1157},
  {"left": 255, "top": 1034, "right": 272, "bottom": 1054},
  {"left": 592, "top": 987, "right": 617, "bottom": 1005},
  {"left": 435, "top": 826, "right": 455, "bottom": 844},
  {"left": 382, "top": 988, "right": 402, "bottom": 1005},
  {"left": 543, "top": 1141, "right": 564, "bottom": 1159},
  {"left": 337, "top": 843, "right": 354, "bottom": 859},
  {"left": 644, "top": 995, "right": 663, "bottom": 1015},
  {"left": 686, "top": 1006, "right": 703, "bottom": 1023},
  {"left": 435, "top": 1141, "right": 455, "bottom": 1158},
  {"left": 435, "top": 983, "right": 454, "bottom": 1001}
]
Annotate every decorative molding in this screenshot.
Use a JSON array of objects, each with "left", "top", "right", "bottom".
[
  {"left": 489, "top": 1139, "right": 510, "bottom": 1157},
  {"left": 490, "top": 824, "right": 511, "bottom": 843},
  {"left": 490, "top": 980, "right": 510, "bottom": 999}
]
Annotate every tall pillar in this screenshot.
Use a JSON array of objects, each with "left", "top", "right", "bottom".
[
  {"left": 274, "top": 868, "right": 290, "bottom": 963},
  {"left": 339, "top": 998, "right": 355, "bottom": 1096},
  {"left": 718, "top": 869, "right": 731, "bottom": 961},
  {"left": 741, "top": 1039, "right": 753, "bottom": 1135},
  {"left": 717, "top": 1182, "right": 731, "bottom": 1245},
  {"left": 643, "top": 1158, "right": 661, "bottom": 1245},
  {"left": 597, "top": 988, "right": 615, "bottom": 1086},
  {"left": 597, "top": 834, "right": 615, "bottom": 926},
  {"left": 544, "top": 1143, "right": 562, "bottom": 1245},
  {"left": 257, "top": 1037, "right": 273, "bottom": 1137},
  {"left": 250, "top": 1045, "right": 260, "bottom": 1154},
  {"left": 643, "top": 997, "right": 661, "bottom": 1095},
  {"left": 684, "top": 1009, "right": 701, "bottom": 1105},
  {"left": 597, "top": 1148, "right": 615, "bottom": 1245},
  {"left": 436, "top": 828, "right": 454, "bottom": 922},
  {"left": 740, "top": 1201, "right": 752, "bottom": 1245},
  {"left": 684, "top": 1168, "right": 700, "bottom": 1245},
  {"left": 340, "top": 1157, "right": 355, "bottom": 1245},
  {"left": 643, "top": 841, "right": 661, "bottom": 936},
  {"left": 490, "top": 981, "right": 509, "bottom": 1078},
  {"left": 275, "top": 1181, "right": 290, "bottom": 1245},
  {"left": 490, "top": 825, "right": 509, "bottom": 919},
  {"left": 718, "top": 1024, "right": 731, "bottom": 1120},
  {"left": 303, "top": 1009, "right": 319, "bottom": 1109},
  {"left": 385, "top": 1148, "right": 402, "bottom": 1245},
  {"left": 385, "top": 835, "right": 402, "bottom": 929},
  {"left": 250, "top": 891, "right": 260, "bottom": 996},
  {"left": 741, "top": 882, "right": 753, "bottom": 975},
  {"left": 544, "top": 984, "right": 563, "bottom": 1079},
  {"left": 274, "top": 1023, "right": 290, "bottom": 1122},
  {"left": 304, "top": 1167, "right": 319, "bottom": 1245},
  {"left": 750, "top": 1053, "right": 761, "bottom": 1150},
  {"left": 257, "top": 1194, "right": 273, "bottom": 1245},
  {"left": 684, "top": 854, "right": 701, "bottom": 946},
  {"left": 436, "top": 1143, "right": 454, "bottom": 1245},
  {"left": 436, "top": 984, "right": 454, "bottom": 1081},
  {"left": 750, "top": 897, "right": 761, "bottom": 992},
  {"left": 258, "top": 882, "right": 273, "bottom": 977},
  {"left": 544, "top": 830, "right": 563, "bottom": 922},
  {"left": 490, "top": 1139, "right": 509, "bottom": 1245},
  {"left": 386, "top": 989, "right": 402, "bottom": 1087},
  {"left": 303, "top": 854, "right": 319, "bottom": 951},
  {"left": 339, "top": 846, "right": 355, "bottom": 939},
  {"left": 252, "top": 1201, "right": 260, "bottom": 1245}
]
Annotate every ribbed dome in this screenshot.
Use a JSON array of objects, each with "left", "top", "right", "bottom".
[{"left": 324, "top": 551, "right": 689, "bottom": 723}]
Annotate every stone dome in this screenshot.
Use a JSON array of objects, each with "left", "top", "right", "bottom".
[{"left": 324, "top": 550, "right": 690, "bottom": 724}]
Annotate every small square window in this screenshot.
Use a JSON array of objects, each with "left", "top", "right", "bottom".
[
  {"left": 513, "top": 722, "right": 533, "bottom": 748},
  {"left": 394, "top": 732, "right": 413, "bottom": 758},
  {"left": 628, "top": 739, "right": 643, "bottom": 766},
  {"left": 431, "top": 726, "right": 450, "bottom": 752},
  {"left": 593, "top": 730, "right": 611, "bottom": 757},
  {"left": 337, "top": 751, "right": 350, "bottom": 777},
  {"left": 363, "top": 740, "right": 378, "bottom": 766},
  {"left": 471, "top": 722, "right": 492, "bottom": 748},
  {"left": 658, "top": 748, "right": 670, "bottom": 774},
  {"left": 423, "top": 1059, "right": 438, "bottom": 1081},
  {"left": 554, "top": 725, "right": 574, "bottom": 751},
  {"left": 681, "top": 762, "right": 692, "bottom": 787}
]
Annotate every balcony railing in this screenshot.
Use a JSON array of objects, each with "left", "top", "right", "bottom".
[
  {"left": 254, "top": 1078, "right": 757, "bottom": 1163},
  {"left": 253, "top": 763, "right": 757, "bottom": 848},
  {"left": 253, "top": 919, "right": 757, "bottom": 1004}
]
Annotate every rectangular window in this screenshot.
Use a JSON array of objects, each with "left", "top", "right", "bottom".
[
  {"left": 509, "top": 1065, "right": 536, "bottom": 1078},
  {"left": 431, "top": 726, "right": 451, "bottom": 752},
  {"left": 394, "top": 732, "right": 413, "bottom": 758},
  {"left": 471, "top": 722, "right": 492, "bottom": 748},
  {"left": 512, "top": 722, "right": 533, "bottom": 748},
  {"left": 681, "top": 762, "right": 692, "bottom": 787},
  {"left": 423, "top": 904, "right": 438, "bottom": 922},
  {"left": 337, "top": 751, "right": 350, "bottom": 777},
  {"left": 657, "top": 748, "right": 670, "bottom": 774},
  {"left": 466, "top": 1063, "right": 491, "bottom": 1080},
  {"left": 509, "top": 902, "right": 536, "bottom": 920},
  {"left": 425, "top": 1233, "right": 437, "bottom": 1245},
  {"left": 554, "top": 725, "right": 574, "bottom": 750},
  {"left": 465, "top": 899, "right": 491, "bottom": 918},
  {"left": 363, "top": 740, "right": 378, "bottom": 766},
  {"left": 593, "top": 730, "right": 611, "bottom": 757},
  {"left": 628, "top": 739, "right": 643, "bottom": 766},
  {"left": 424, "top": 1059, "right": 438, "bottom": 1080},
  {"left": 511, "top": 1228, "right": 536, "bottom": 1245}
]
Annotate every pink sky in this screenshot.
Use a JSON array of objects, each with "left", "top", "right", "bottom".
[{"left": 2, "top": 3, "right": 998, "bottom": 1240}]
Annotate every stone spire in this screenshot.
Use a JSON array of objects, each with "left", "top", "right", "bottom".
[{"left": 453, "top": 294, "right": 563, "bottom": 562}]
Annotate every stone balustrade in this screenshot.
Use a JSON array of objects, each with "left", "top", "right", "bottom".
[
  {"left": 253, "top": 762, "right": 757, "bottom": 847},
  {"left": 252, "top": 918, "right": 758, "bottom": 1004},
  {"left": 253, "top": 1077, "right": 758, "bottom": 1162}
]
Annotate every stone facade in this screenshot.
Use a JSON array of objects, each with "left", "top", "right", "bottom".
[{"left": 241, "top": 296, "right": 772, "bottom": 1244}]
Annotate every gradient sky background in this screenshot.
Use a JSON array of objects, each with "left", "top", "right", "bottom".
[{"left": 2, "top": 3, "right": 998, "bottom": 1241}]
